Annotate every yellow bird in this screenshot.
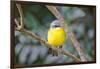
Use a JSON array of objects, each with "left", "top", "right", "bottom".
[{"left": 48, "top": 20, "right": 66, "bottom": 56}]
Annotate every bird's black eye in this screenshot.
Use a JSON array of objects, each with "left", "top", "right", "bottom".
[{"left": 53, "top": 25, "right": 60, "bottom": 27}]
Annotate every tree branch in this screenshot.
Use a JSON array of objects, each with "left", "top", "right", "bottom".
[
  {"left": 14, "top": 3, "right": 81, "bottom": 62},
  {"left": 16, "top": 4, "right": 24, "bottom": 29},
  {"left": 46, "top": 5, "right": 87, "bottom": 61}
]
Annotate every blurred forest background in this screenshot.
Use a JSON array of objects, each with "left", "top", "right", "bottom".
[{"left": 14, "top": 3, "right": 96, "bottom": 65}]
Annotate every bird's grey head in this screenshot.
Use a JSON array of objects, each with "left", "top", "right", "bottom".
[{"left": 50, "top": 20, "right": 62, "bottom": 29}]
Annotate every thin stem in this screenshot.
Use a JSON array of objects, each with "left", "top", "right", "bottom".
[
  {"left": 69, "top": 32, "right": 87, "bottom": 61},
  {"left": 14, "top": 18, "right": 19, "bottom": 27},
  {"left": 16, "top": 4, "right": 24, "bottom": 28}
]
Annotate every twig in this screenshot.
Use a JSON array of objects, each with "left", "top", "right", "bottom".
[
  {"left": 14, "top": 18, "right": 22, "bottom": 31},
  {"left": 16, "top": 4, "right": 24, "bottom": 29},
  {"left": 46, "top": 5, "right": 87, "bottom": 61},
  {"left": 69, "top": 32, "right": 87, "bottom": 61},
  {"left": 14, "top": 3, "right": 81, "bottom": 62}
]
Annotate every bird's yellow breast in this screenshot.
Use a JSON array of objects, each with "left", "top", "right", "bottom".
[{"left": 48, "top": 28, "right": 66, "bottom": 46}]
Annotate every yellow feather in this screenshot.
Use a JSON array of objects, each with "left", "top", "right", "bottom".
[{"left": 48, "top": 28, "right": 66, "bottom": 47}]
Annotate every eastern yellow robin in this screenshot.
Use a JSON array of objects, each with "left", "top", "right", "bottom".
[{"left": 48, "top": 20, "right": 66, "bottom": 56}]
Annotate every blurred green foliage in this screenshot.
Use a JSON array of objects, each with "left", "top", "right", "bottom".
[{"left": 14, "top": 3, "right": 95, "bottom": 65}]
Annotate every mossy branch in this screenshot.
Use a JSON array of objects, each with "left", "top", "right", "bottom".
[
  {"left": 46, "top": 5, "right": 87, "bottom": 61},
  {"left": 15, "top": 3, "right": 81, "bottom": 62}
]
